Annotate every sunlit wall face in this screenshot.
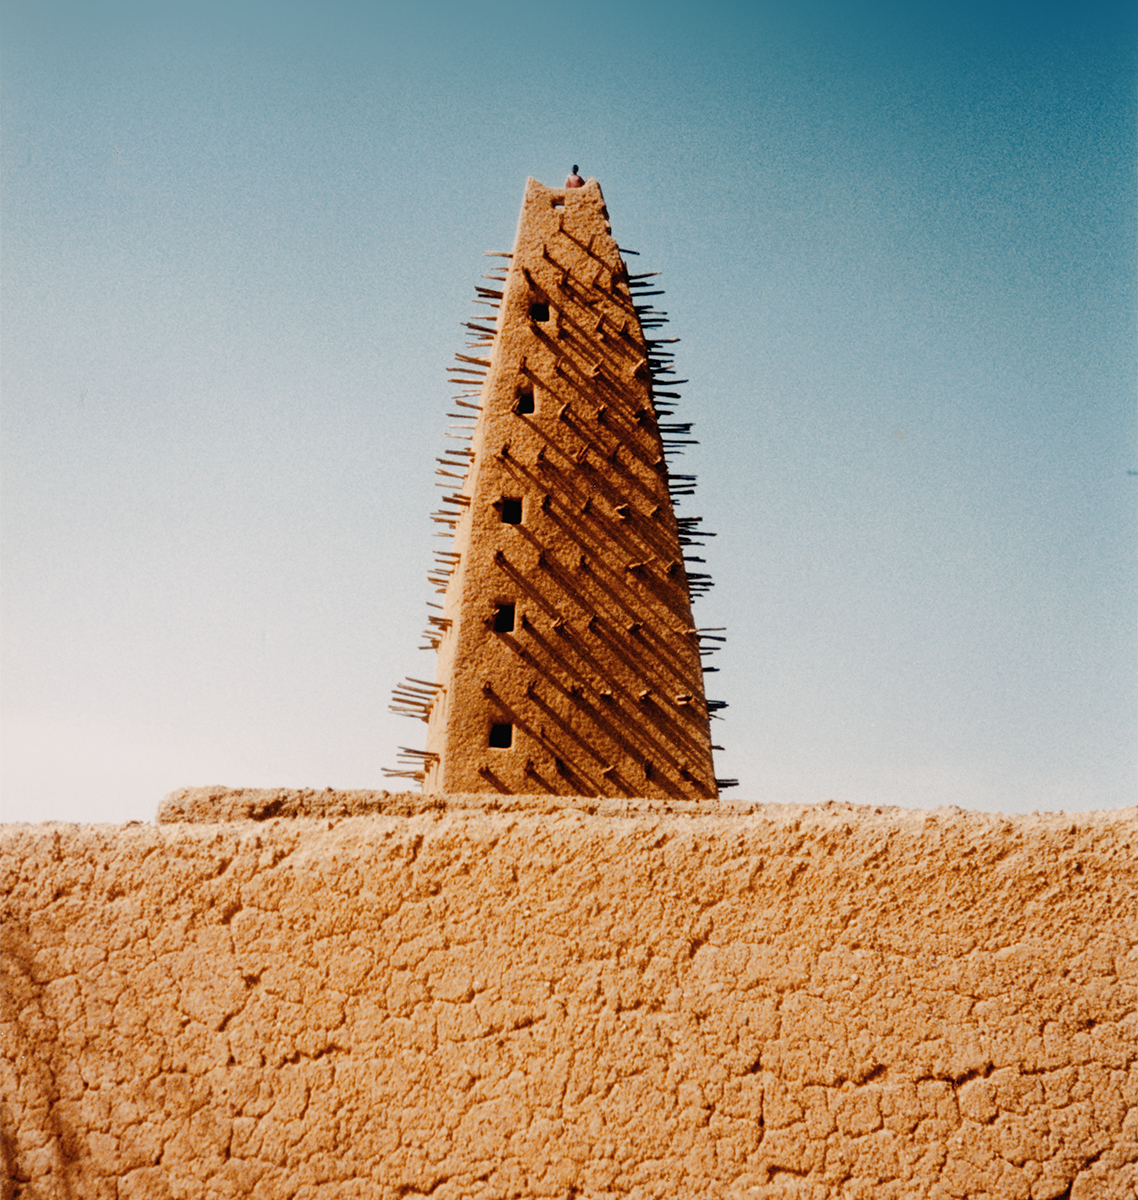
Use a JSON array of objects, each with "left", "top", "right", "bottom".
[{"left": 2, "top": 0, "right": 1134, "bottom": 822}]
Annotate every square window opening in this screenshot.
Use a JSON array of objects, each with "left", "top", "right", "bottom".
[
  {"left": 529, "top": 302, "right": 550, "bottom": 322},
  {"left": 489, "top": 723, "right": 513, "bottom": 748},
  {"left": 514, "top": 391, "right": 535, "bottom": 415},
  {"left": 493, "top": 603, "right": 515, "bottom": 633},
  {"left": 500, "top": 496, "right": 522, "bottom": 525}
]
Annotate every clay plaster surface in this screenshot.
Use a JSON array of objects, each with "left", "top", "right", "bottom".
[
  {"left": 3, "top": 795, "right": 1136, "bottom": 1198},
  {"left": 418, "top": 178, "right": 716, "bottom": 798}
]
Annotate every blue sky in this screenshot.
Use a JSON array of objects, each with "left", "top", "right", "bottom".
[{"left": 2, "top": 0, "right": 1134, "bottom": 821}]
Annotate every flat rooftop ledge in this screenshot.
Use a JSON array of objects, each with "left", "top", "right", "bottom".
[
  {"left": 158, "top": 784, "right": 814, "bottom": 824},
  {"left": 153, "top": 784, "right": 1137, "bottom": 830},
  {"left": 156, "top": 787, "right": 758, "bottom": 825}
]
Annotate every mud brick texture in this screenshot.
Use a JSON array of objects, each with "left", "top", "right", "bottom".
[
  {"left": 2, "top": 795, "right": 1136, "bottom": 1199},
  {"left": 411, "top": 177, "right": 719, "bottom": 799}
]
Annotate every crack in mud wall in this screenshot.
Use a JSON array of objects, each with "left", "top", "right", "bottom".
[{"left": 2, "top": 799, "right": 1136, "bottom": 1199}]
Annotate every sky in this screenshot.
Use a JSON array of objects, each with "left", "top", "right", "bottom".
[{"left": 2, "top": 0, "right": 1134, "bottom": 823}]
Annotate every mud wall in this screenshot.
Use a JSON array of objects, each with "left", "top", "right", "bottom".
[{"left": 2, "top": 793, "right": 1136, "bottom": 1199}]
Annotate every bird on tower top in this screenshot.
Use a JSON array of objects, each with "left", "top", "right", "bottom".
[{"left": 565, "top": 165, "right": 585, "bottom": 188}]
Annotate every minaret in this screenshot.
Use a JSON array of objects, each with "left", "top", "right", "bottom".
[{"left": 388, "top": 177, "right": 728, "bottom": 799}]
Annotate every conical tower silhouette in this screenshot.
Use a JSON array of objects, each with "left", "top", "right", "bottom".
[{"left": 388, "top": 177, "right": 729, "bottom": 798}]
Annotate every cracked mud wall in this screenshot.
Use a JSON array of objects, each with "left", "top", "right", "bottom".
[{"left": 2, "top": 796, "right": 1136, "bottom": 1199}]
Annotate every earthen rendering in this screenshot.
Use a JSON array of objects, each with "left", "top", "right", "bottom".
[
  {"left": 387, "top": 178, "right": 727, "bottom": 799},
  {"left": 4, "top": 795, "right": 1136, "bottom": 1197}
]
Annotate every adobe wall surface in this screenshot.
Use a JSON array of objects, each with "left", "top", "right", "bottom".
[
  {"left": 2, "top": 793, "right": 1136, "bottom": 1200},
  {"left": 417, "top": 177, "right": 718, "bottom": 799}
]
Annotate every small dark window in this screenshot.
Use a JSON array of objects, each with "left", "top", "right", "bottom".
[
  {"left": 500, "top": 497, "right": 522, "bottom": 525},
  {"left": 489, "top": 723, "right": 512, "bottom": 748},
  {"left": 514, "top": 391, "right": 535, "bottom": 414},
  {"left": 529, "top": 302, "right": 550, "bottom": 322},
  {"left": 493, "top": 603, "right": 515, "bottom": 632}
]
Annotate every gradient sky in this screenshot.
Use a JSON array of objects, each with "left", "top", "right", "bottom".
[{"left": 2, "top": 0, "right": 1134, "bottom": 823}]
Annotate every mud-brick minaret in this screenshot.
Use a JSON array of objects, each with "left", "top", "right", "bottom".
[{"left": 392, "top": 177, "right": 724, "bottom": 799}]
